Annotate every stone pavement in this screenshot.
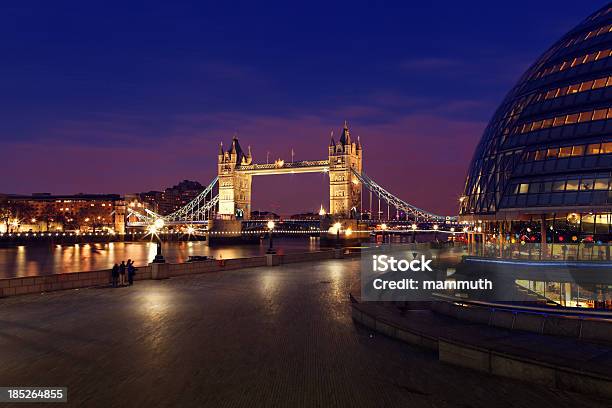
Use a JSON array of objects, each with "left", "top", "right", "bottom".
[{"left": 0, "top": 258, "right": 609, "bottom": 407}]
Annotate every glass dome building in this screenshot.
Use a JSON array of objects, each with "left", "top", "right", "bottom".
[{"left": 460, "top": 4, "right": 612, "bottom": 246}]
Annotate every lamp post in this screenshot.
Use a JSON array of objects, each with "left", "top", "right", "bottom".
[
  {"left": 334, "top": 222, "right": 342, "bottom": 248},
  {"left": 433, "top": 224, "right": 439, "bottom": 242},
  {"left": 411, "top": 223, "right": 417, "bottom": 243},
  {"left": 381, "top": 223, "right": 387, "bottom": 245},
  {"left": 266, "top": 220, "right": 276, "bottom": 254}
]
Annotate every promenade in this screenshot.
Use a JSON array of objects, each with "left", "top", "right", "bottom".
[{"left": 0, "top": 258, "right": 609, "bottom": 407}]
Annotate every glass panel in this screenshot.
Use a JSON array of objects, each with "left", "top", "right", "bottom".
[
  {"left": 601, "top": 142, "right": 612, "bottom": 154},
  {"left": 565, "top": 113, "right": 579, "bottom": 124},
  {"left": 542, "top": 118, "right": 554, "bottom": 128},
  {"left": 572, "top": 145, "right": 585, "bottom": 156},
  {"left": 593, "top": 109, "right": 607, "bottom": 120},
  {"left": 587, "top": 143, "right": 602, "bottom": 155},
  {"left": 565, "top": 179, "right": 579, "bottom": 191},
  {"left": 535, "top": 150, "right": 546, "bottom": 160},
  {"left": 546, "top": 148, "right": 558, "bottom": 158},
  {"left": 579, "top": 80, "right": 594, "bottom": 91},
  {"left": 593, "top": 77, "right": 608, "bottom": 89},
  {"left": 580, "top": 179, "right": 595, "bottom": 190},
  {"left": 518, "top": 183, "right": 529, "bottom": 194},
  {"left": 553, "top": 116, "right": 566, "bottom": 126},
  {"left": 557, "top": 86, "right": 569, "bottom": 96},
  {"left": 553, "top": 181, "right": 566, "bottom": 191},
  {"left": 545, "top": 89, "right": 557, "bottom": 99},
  {"left": 558, "top": 146, "right": 572, "bottom": 157},
  {"left": 578, "top": 111, "right": 593, "bottom": 122},
  {"left": 594, "top": 178, "right": 610, "bottom": 190},
  {"left": 568, "top": 84, "right": 581, "bottom": 93}
]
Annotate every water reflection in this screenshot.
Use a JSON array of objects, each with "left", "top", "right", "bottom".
[{"left": 0, "top": 237, "right": 320, "bottom": 278}]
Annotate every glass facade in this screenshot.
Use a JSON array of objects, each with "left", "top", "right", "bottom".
[{"left": 460, "top": 4, "right": 612, "bottom": 223}]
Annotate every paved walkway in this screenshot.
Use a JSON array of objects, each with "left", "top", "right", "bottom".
[{"left": 0, "top": 258, "right": 609, "bottom": 407}]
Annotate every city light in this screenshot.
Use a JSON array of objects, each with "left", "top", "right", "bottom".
[
  {"left": 380, "top": 223, "right": 387, "bottom": 230},
  {"left": 154, "top": 218, "right": 165, "bottom": 229},
  {"left": 411, "top": 223, "right": 417, "bottom": 230},
  {"left": 345, "top": 227, "right": 353, "bottom": 236},
  {"left": 318, "top": 205, "right": 326, "bottom": 216},
  {"left": 186, "top": 226, "right": 195, "bottom": 235},
  {"left": 267, "top": 220, "right": 275, "bottom": 230},
  {"left": 433, "top": 224, "right": 439, "bottom": 230}
]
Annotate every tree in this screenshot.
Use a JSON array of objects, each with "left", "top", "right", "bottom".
[{"left": 0, "top": 199, "right": 34, "bottom": 232}]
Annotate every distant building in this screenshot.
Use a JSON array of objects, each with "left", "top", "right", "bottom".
[
  {"left": 0, "top": 193, "right": 125, "bottom": 233},
  {"left": 138, "top": 180, "right": 204, "bottom": 215},
  {"left": 289, "top": 212, "right": 320, "bottom": 220},
  {"left": 250, "top": 210, "right": 280, "bottom": 220}
]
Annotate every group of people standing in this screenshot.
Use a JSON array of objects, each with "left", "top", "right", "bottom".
[{"left": 111, "top": 260, "right": 137, "bottom": 287}]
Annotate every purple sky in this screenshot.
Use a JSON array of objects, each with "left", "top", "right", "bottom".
[{"left": 0, "top": 1, "right": 606, "bottom": 215}]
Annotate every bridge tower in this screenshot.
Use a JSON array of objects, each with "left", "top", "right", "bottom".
[
  {"left": 217, "top": 136, "right": 253, "bottom": 220},
  {"left": 328, "top": 122, "right": 362, "bottom": 218}
]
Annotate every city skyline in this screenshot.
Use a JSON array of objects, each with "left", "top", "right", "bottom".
[{"left": 1, "top": 1, "right": 607, "bottom": 215}]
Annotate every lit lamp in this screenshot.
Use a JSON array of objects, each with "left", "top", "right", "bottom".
[
  {"left": 433, "top": 224, "right": 439, "bottom": 242},
  {"left": 334, "top": 222, "right": 342, "bottom": 248},
  {"left": 381, "top": 223, "right": 387, "bottom": 245},
  {"left": 411, "top": 223, "right": 417, "bottom": 243},
  {"left": 266, "top": 220, "right": 276, "bottom": 254},
  {"left": 152, "top": 218, "right": 166, "bottom": 263}
]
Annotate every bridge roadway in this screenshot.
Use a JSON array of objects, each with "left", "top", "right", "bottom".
[{"left": 0, "top": 259, "right": 606, "bottom": 407}]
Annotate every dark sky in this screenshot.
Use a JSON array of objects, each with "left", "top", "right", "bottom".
[{"left": 0, "top": 1, "right": 607, "bottom": 215}]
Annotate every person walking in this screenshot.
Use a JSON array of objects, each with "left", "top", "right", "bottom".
[
  {"left": 111, "top": 263, "right": 119, "bottom": 288},
  {"left": 127, "top": 259, "right": 136, "bottom": 286},
  {"left": 119, "top": 261, "right": 127, "bottom": 286}
]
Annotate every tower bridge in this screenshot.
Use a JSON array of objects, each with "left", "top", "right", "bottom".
[{"left": 127, "top": 122, "right": 456, "bottom": 231}]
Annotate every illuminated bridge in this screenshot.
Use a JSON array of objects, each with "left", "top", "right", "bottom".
[{"left": 127, "top": 123, "right": 456, "bottom": 229}]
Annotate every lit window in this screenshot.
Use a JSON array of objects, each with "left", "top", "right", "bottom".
[
  {"left": 545, "top": 89, "right": 557, "bottom": 99},
  {"left": 553, "top": 181, "right": 566, "bottom": 191},
  {"left": 565, "top": 180, "right": 579, "bottom": 191},
  {"left": 565, "top": 113, "right": 579, "bottom": 124},
  {"left": 584, "top": 53, "right": 597, "bottom": 63},
  {"left": 568, "top": 84, "right": 581, "bottom": 94},
  {"left": 593, "top": 77, "right": 608, "bottom": 89},
  {"left": 532, "top": 121, "right": 542, "bottom": 131},
  {"left": 518, "top": 183, "right": 529, "bottom": 194},
  {"left": 535, "top": 150, "right": 546, "bottom": 161},
  {"left": 579, "top": 80, "right": 594, "bottom": 91},
  {"left": 578, "top": 111, "right": 593, "bottom": 122},
  {"left": 571, "top": 145, "right": 585, "bottom": 156},
  {"left": 586, "top": 143, "right": 602, "bottom": 155},
  {"left": 546, "top": 148, "right": 558, "bottom": 158},
  {"left": 594, "top": 178, "right": 610, "bottom": 190},
  {"left": 542, "top": 118, "right": 553, "bottom": 128},
  {"left": 558, "top": 146, "right": 572, "bottom": 157},
  {"left": 557, "top": 86, "right": 569, "bottom": 97},
  {"left": 601, "top": 142, "right": 612, "bottom": 154},
  {"left": 580, "top": 179, "right": 594, "bottom": 190},
  {"left": 553, "top": 116, "right": 566, "bottom": 127},
  {"left": 592, "top": 109, "right": 607, "bottom": 120}
]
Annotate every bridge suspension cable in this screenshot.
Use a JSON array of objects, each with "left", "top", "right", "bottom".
[
  {"left": 352, "top": 169, "right": 456, "bottom": 222},
  {"left": 127, "top": 177, "right": 219, "bottom": 226}
]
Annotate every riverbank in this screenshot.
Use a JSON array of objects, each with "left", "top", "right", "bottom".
[{"left": 0, "top": 249, "right": 353, "bottom": 298}]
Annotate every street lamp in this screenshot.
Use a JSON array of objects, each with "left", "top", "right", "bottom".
[
  {"left": 334, "top": 222, "right": 342, "bottom": 248},
  {"left": 433, "top": 224, "right": 439, "bottom": 242},
  {"left": 381, "top": 223, "right": 387, "bottom": 245},
  {"left": 266, "top": 220, "right": 276, "bottom": 254},
  {"left": 411, "top": 223, "right": 417, "bottom": 243}
]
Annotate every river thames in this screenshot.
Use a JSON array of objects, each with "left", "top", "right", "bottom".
[{"left": 0, "top": 237, "right": 321, "bottom": 278}]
